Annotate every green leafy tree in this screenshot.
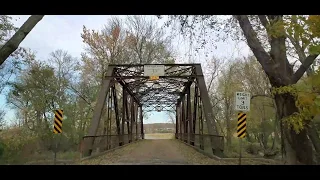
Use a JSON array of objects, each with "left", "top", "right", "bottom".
[{"left": 162, "top": 15, "right": 320, "bottom": 164}]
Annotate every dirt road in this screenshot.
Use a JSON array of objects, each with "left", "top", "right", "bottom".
[
  {"left": 79, "top": 138, "right": 229, "bottom": 165},
  {"left": 111, "top": 139, "right": 188, "bottom": 164},
  {"left": 109, "top": 133, "right": 186, "bottom": 164},
  {"left": 78, "top": 134, "right": 280, "bottom": 165}
]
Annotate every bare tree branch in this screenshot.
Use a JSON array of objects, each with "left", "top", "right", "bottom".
[
  {"left": 285, "top": 30, "right": 314, "bottom": 77},
  {"left": 166, "top": 112, "right": 175, "bottom": 124},
  {"left": 233, "top": 15, "right": 272, "bottom": 76},
  {"left": 292, "top": 54, "right": 319, "bottom": 83},
  {"left": 207, "top": 59, "right": 220, "bottom": 91},
  {"left": 258, "top": 15, "right": 272, "bottom": 45},
  {"left": 285, "top": 33, "right": 307, "bottom": 61},
  {"left": 251, "top": 94, "right": 274, "bottom": 100},
  {"left": 68, "top": 85, "right": 94, "bottom": 111},
  {"left": 258, "top": 15, "right": 269, "bottom": 29},
  {"left": 9, "top": 100, "right": 24, "bottom": 110}
]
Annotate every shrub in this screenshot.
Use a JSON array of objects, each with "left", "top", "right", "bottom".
[{"left": 245, "top": 143, "right": 262, "bottom": 155}]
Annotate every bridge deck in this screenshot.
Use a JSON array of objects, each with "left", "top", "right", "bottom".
[
  {"left": 110, "top": 139, "right": 188, "bottom": 165},
  {"left": 78, "top": 134, "right": 278, "bottom": 165}
]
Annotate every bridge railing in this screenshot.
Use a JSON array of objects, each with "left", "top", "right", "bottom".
[
  {"left": 175, "top": 133, "right": 224, "bottom": 157},
  {"left": 80, "top": 134, "right": 142, "bottom": 157}
]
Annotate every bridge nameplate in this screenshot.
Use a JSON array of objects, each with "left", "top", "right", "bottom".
[{"left": 144, "top": 65, "right": 165, "bottom": 76}]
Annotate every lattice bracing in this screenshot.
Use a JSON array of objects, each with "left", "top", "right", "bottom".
[{"left": 81, "top": 64, "right": 224, "bottom": 158}]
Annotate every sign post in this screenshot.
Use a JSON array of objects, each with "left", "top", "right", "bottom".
[
  {"left": 53, "top": 109, "right": 64, "bottom": 165},
  {"left": 237, "top": 112, "right": 247, "bottom": 165},
  {"left": 239, "top": 135, "right": 242, "bottom": 165},
  {"left": 144, "top": 65, "right": 165, "bottom": 81},
  {"left": 235, "top": 92, "right": 250, "bottom": 165}
]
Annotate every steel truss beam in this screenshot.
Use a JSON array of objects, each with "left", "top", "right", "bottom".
[{"left": 82, "top": 64, "right": 224, "bottom": 157}]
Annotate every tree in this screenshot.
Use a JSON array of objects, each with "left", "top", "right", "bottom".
[
  {"left": 0, "top": 109, "right": 5, "bottom": 129},
  {"left": 0, "top": 15, "right": 32, "bottom": 94},
  {"left": 283, "top": 15, "right": 320, "bottom": 162},
  {"left": 7, "top": 60, "right": 58, "bottom": 132},
  {"left": 125, "top": 15, "right": 175, "bottom": 64},
  {"left": 237, "top": 57, "right": 278, "bottom": 155},
  {"left": 205, "top": 57, "right": 226, "bottom": 136},
  {"left": 216, "top": 62, "right": 242, "bottom": 148},
  {"left": 81, "top": 17, "right": 128, "bottom": 83},
  {"left": 235, "top": 15, "right": 318, "bottom": 165},
  {"left": 0, "top": 15, "right": 44, "bottom": 65},
  {"left": 48, "top": 49, "right": 79, "bottom": 107},
  {"left": 6, "top": 49, "right": 84, "bottom": 152},
  {"left": 163, "top": 15, "right": 320, "bottom": 164}
]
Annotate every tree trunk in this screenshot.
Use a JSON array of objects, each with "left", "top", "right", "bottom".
[
  {"left": 261, "top": 119, "right": 269, "bottom": 150},
  {"left": 36, "top": 110, "right": 41, "bottom": 128},
  {"left": 215, "top": 116, "right": 226, "bottom": 136},
  {"left": 307, "top": 121, "right": 320, "bottom": 164},
  {"left": 235, "top": 15, "right": 316, "bottom": 164},
  {"left": 23, "top": 108, "right": 28, "bottom": 127},
  {"left": 246, "top": 131, "right": 254, "bottom": 143},
  {"left": 271, "top": 122, "right": 279, "bottom": 150},
  {"left": 271, "top": 134, "right": 276, "bottom": 150},
  {"left": 275, "top": 93, "right": 314, "bottom": 164},
  {"left": 226, "top": 114, "right": 231, "bottom": 148},
  {"left": 224, "top": 96, "right": 232, "bottom": 148},
  {"left": 272, "top": 118, "right": 280, "bottom": 150},
  {"left": 283, "top": 135, "right": 296, "bottom": 164},
  {"left": 260, "top": 133, "right": 268, "bottom": 150}
]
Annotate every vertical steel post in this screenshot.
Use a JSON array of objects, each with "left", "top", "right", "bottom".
[
  {"left": 122, "top": 88, "right": 127, "bottom": 145},
  {"left": 130, "top": 98, "right": 134, "bottom": 143},
  {"left": 186, "top": 86, "right": 192, "bottom": 145},
  {"left": 175, "top": 105, "right": 179, "bottom": 139},
  {"left": 140, "top": 106, "right": 144, "bottom": 139},
  {"left": 82, "top": 66, "right": 114, "bottom": 157},
  {"left": 195, "top": 64, "right": 223, "bottom": 157},
  {"left": 112, "top": 85, "right": 121, "bottom": 146}
]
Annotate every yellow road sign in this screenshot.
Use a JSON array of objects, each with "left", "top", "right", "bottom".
[
  {"left": 53, "top": 109, "right": 63, "bottom": 134},
  {"left": 237, "top": 112, "right": 246, "bottom": 138},
  {"left": 149, "top": 76, "right": 159, "bottom": 80}
]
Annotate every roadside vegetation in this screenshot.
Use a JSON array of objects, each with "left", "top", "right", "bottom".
[{"left": 0, "top": 15, "right": 320, "bottom": 164}]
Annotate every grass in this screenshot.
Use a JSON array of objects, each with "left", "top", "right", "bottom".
[
  {"left": 24, "top": 151, "right": 80, "bottom": 165},
  {"left": 144, "top": 133, "right": 175, "bottom": 139}
]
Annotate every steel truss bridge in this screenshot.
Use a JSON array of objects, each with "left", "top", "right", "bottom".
[{"left": 81, "top": 64, "right": 224, "bottom": 159}]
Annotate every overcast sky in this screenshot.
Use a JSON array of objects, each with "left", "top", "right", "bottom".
[{"left": 0, "top": 15, "right": 251, "bottom": 125}]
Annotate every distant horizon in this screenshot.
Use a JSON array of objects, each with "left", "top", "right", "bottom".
[{"left": 144, "top": 122, "right": 175, "bottom": 124}]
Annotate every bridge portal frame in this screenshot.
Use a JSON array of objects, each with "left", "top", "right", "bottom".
[{"left": 81, "top": 64, "right": 224, "bottom": 158}]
